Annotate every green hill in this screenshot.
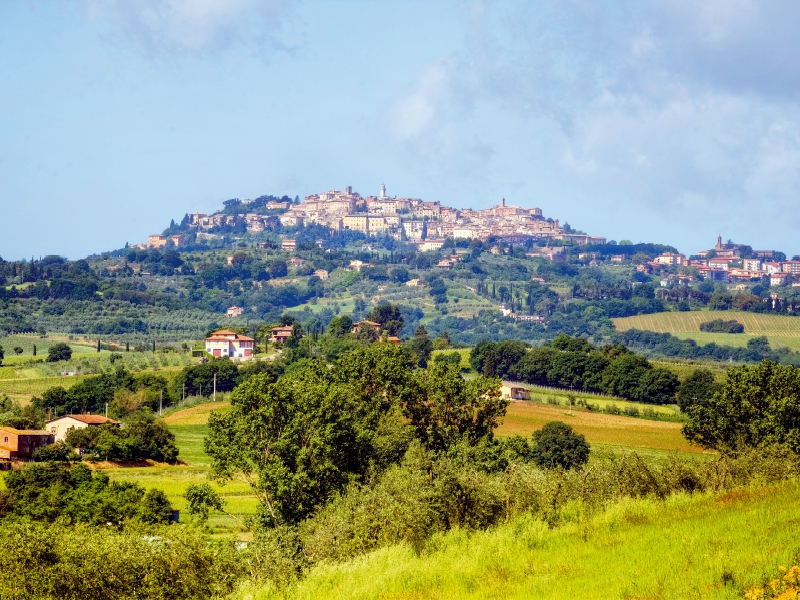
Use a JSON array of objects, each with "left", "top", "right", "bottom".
[
  {"left": 235, "top": 482, "right": 800, "bottom": 600},
  {"left": 613, "top": 310, "right": 800, "bottom": 351}
]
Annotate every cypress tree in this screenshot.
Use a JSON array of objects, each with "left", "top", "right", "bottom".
[
  {"left": 126, "top": 342, "right": 130, "bottom": 352},
  {"left": 483, "top": 350, "right": 497, "bottom": 378},
  {"left": 97, "top": 339, "right": 101, "bottom": 353},
  {"left": 33, "top": 344, "right": 36, "bottom": 357}
]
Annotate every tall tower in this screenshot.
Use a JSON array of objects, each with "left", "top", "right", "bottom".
[
  {"left": 716, "top": 235, "right": 723, "bottom": 250},
  {"left": 501, "top": 197, "right": 505, "bottom": 207},
  {"left": 380, "top": 184, "right": 387, "bottom": 198}
]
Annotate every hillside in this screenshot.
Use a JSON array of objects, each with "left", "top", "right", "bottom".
[
  {"left": 234, "top": 482, "right": 800, "bottom": 600},
  {"left": 613, "top": 311, "right": 800, "bottom": 351}
]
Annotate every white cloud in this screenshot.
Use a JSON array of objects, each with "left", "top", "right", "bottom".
[
  {"left": 79, "top": 0, "right": 291, "bottom": 56},
  {"left": 386, "top": 0, "right": 800, "bottom": 235}
]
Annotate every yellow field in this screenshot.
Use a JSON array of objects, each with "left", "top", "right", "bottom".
[
  {"left": 613, "top": 311, "right": 800, "bottom": 350},
  {"left": 163, "top": 400, "right": 232, "bottom": 425},
  {"left": 498, "top": 401, "right": 703, "bottom": 454}
]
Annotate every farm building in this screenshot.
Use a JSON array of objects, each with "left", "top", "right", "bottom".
[
  {"left": 0, "top": 427, "right": 54, "bottom": 460},
  {"left": 501, "top": 384, "right": 531, "bottom": 401},
  {"left": 45, "top": 415, "right": 120, "bottom": 443}
]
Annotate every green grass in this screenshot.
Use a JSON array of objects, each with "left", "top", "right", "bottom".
[
  {"left": 100, "top": 414, "right": 258, "bottom": 536},
  {"left": 613, "top": 310, "right": 800, "bottom": 351},
  {"left": 236, "top": 483, "right": 800, "bottom": 600},
  {"left": 430, "top": 348, "right": 473, "bottom": 371},
  {"left": 651, "top": 360, "right": 729, "bottom": 383},
  {"left": 0, "top": 374, "right": 87, "bottom": 396},
  {"left": 498, "top": 401, "right": 698, "bottom": 454},
  {"left": 0, "top": 367, "right": 18, "bottom": 380},
  {"left": 0, "top": 335, "right": 96, "bottom": 358},
  {"left": 169, "top": 424, "right": 214, "bottom": 467}
]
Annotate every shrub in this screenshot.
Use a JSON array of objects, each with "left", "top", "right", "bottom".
[
  {"left": 699, "top": 319, "right": 744, "bottom": 333},
  {"left": 624, "top": 405, "right": 640, "bottom": 417},
  {"left": 47, "top": 343, "right": 72, "bottom": 362},
  {"left": 530, "top": 421, "right": 590, "bottom": 470}
]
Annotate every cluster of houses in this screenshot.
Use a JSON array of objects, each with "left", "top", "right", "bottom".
[
  {"left": 170, "top": 185, "right": 605, "bottom": 250},
  {"left": 0, "top": 414, "right": 119, "bottom": 462},
  {"left": 642, "top": 236, "right": 797, "bottom": 287}
]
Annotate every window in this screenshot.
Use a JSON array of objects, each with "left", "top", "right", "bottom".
[{"left": 3, "top": 437, "right": 7, "bottom": 443}]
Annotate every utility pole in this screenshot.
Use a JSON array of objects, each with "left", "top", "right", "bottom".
[
  {"left": 159, "top": 390, "right": 163, "bottom": 416},
  {"left": 182, "top": 383, "right": 185, "bottom": 403},
  {"left": 105, "top": 403, "right": 108, "bottom": 418},
  {"left": 213, "top": 373, "right": 217, "bottom": 402}
]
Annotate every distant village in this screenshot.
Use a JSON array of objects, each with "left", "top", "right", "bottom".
[
  {"left": 645, "top": 236, "right": 796, "bottom": 289},
  {"left": 132, "top": 184, "right": 606, "bottom": 251},
  {"left": 130, "top": 185, "right": 798, "bottom": 289}
]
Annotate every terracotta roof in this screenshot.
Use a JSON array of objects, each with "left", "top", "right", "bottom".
[
  {"left": 205, "top": 333, "right": 254, "bottom": 342},
  {"left": 0, "top": 426, "right": 53, "bottom": 435},
  {"left": 47, "top": 415, "right": 120, "bottom": 425},
  {"left": 210, "top": 329, "right": 237, "bottom": 335},
  {"left": 359, "top": 320, "right": 381, "bottom": 326}
]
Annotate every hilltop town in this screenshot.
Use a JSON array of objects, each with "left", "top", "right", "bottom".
[{"left": 134, "top": 184, "right": 606, "bottom": 251}]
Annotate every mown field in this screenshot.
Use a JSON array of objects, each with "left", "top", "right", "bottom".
[
  {"left": 499, "top": 401, "right": 700, "bottom": 454},
  {"left": 104, "top": 400, "right": 253, "bottom": 537},
  {"left": 613, "top": 310, "right": 800, "bottom": 351},
  {"left": 236, "top": 482, "right": 800, "bottom": 600}
]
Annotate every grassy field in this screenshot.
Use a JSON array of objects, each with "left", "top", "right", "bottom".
[
  {"left": 237, "top": 482, "right": 800, "bottom": 600},
  {"left": 0, "top": 374, "right": 87, "bottom": 397},
  {"left": 0, "top": 334, "right": 98, "bottom": 359},
  {"left": 613, "top": 310, "right": 800, "bottom": 351},
  {"left": 430, "top": 348, "right": 473, "bottom": 371},
  {"left": 651, "top": 359, "right": 730, "bottom": 383},
  {"left": 499, "top": 401, "right": 700, "bottom": 454},
  {"left": 102, "top": 400, "right": 255, "bottom": 536}
]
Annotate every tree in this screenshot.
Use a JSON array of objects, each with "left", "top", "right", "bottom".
[
  {"left": 0, "top": 345, "right": 5, "bottom": 365},
  {"left": 483, "top": 350, "right": 497, "bottom": 378},
  {"left": 677, "top": 368, "right": 722, "bottom": 412},
  {"left": 635, "top": 368, "right": 680, "bottom": 405},
  {"left": 327, "top": 314, "right": 353, "bottom": 337},
  {"left": 47, "top": 343, "right": 72, "bottom": 363},
  {"left": 365, "top": 303, "right": 404, "bottom": 336},
  {"left": 173, "top": 358, "right": 239, "bottom": 397},
  {"left": 683, "top": 360, "right": 800, "bottom": 453},
  {"left": 206, "top": 360, "right": 386, "bottom": 526},
  {"left": 406, "top": 325, "right": 433, "bottom": 366},
  {"left": 405, "top": 362, "right": 506, "bottom": 451},
  {"left": 530, "top": 421, "right": 590, "bottom": 470},
  {"left": 13, "top": 347, "right": 22, "bottom": 355},
  {"left": 184, "top": 483, "right": 225, "bottom": 523},
  {"left": 270, "top": 260, "right": 288, "bottom": 278},
  {"left": 3, "top": 462, "right": 174, "bottom": 525}
]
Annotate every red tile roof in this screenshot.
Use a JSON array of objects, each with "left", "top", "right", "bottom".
[{"left": 49, "top": 415, "right": 120, "bottom": 425}]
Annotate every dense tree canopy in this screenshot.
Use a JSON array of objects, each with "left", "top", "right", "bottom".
[
  {"left": 205, "top": 344, "right": 503, "bottom": 526},
  {"left": 682, "top": 360, "right": 800, "bottom": 453}
]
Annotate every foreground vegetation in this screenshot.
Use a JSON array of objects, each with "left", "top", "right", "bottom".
[{"left": 234, "top": 482, "right": 800, "bottom": 600}]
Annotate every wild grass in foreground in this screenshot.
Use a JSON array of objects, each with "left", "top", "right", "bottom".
[{"left": 235, "top": 482, "right": 800, "bottom": 600}]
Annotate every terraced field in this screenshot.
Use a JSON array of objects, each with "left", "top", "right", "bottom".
[{"left": 613, "top": 310, "right": 800, "bottom": 351}]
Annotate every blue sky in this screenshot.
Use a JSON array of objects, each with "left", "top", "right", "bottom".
[{"left": 2, "top": 1, "right": 800, "bottom": 259}]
